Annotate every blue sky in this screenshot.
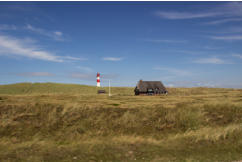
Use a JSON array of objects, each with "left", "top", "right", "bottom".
[{"left": 1, "top": 2, "right": 242, "bottom": 88}]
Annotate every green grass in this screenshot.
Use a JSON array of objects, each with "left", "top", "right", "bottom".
[
  {"left": 0, "top": 83, "right": 242, "bottom": 161},
  {"left": 0, "top": 82, "right": 133, "bottom": 95}
]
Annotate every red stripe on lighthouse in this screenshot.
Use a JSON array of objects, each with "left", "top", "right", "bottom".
[{"left": 97, "top": 72, "right": 100, "bottom": 87}]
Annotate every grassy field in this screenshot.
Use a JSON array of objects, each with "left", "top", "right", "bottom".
[{"left": 0, "top": 83, "right": 242, "bottom": 162}]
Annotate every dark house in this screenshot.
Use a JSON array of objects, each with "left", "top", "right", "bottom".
[
  {"left": 97, "top": 90, "right": 106, "bottom": 94},
  {"left": 134, "top": 80, "right": 168, "bottom": 95}
]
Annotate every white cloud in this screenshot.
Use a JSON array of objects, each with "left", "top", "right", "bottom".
[
  {"left": 62, "top": 56, "right": 87, "bottom": 61},
  {"left": 232, "top": 54, "right": 242, "bottom": 59},
  {"left": 196, "top": 82, "right": 216, "bottom": 87},
  {"left": 143, "top": 39, "right": 186, "bottom": 43},
  {"left": 153, "top": 67, "right": 191, "bottom": 76},
  {"left": 0, "top": 34, "right": 85, "bottom": 63},
  {"left": 155, "top": 2, "right": 242, "bottom": 20},
  {"left": 102, "top": 57, "right": 123, "bottom": 61},
  {"left": 0, "top": 34, "right": 63, "bottom": 62},
  {"left": 166, "top": 80, "right": 242, "bottom": 88},
  {"left": 54, "top": 31, "right": 62, "bottom": 36},
  {"left": 25, "top": 24, "right": 64, "bottom": 41},
  {"left": 155, "top": 11, "right": 219, "bottom": 20},
  {"left": 0, "top": 24, "right": 17, "bottom": 30},
  {"left": 225, "top": 27, "right": 242, "bottom": 33},
  {"left": 208, "top": 27, "right": 242, "bottom": 40},
  {"left": 203, "top": 46, "right": 222, "bottom": 50},
  {"left": 165, "top": 80, "right": 220, "bottom": 88},
  {"left": 204, "top": 18, "right": 242, "bottom": 25},
  {"left": 0, "top": 24, "right": 65, "bottom": 41},
  {"left": 222, "top": 2, "right": 242, "bottom": 16},
  {"left": 76, "top": 66, "right": 93, "bottom": 72},
  {"left": 166, "top": 83, "right": 174, "bottom": 87},
  {"left": 210, "top": 35, "right": 242, "bottom": 41},
  {"left": 17, "top": 72, "right": 54, "bottom": 77},
  {"left": 70, "top": 73, "right": 95, "bottom": 81},
  {"left": 193, "top": 57, "right": 229, "bottom": 64}
]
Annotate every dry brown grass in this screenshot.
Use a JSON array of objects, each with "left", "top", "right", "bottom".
[{"left": 0, "top": 83, "right": 241, "bottom": 161}]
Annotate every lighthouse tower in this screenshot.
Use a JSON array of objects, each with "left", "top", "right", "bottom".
[{"left": 97, "top": 72, "right": 100, "bottom": 87}]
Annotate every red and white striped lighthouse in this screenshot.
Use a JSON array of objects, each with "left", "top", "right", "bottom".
[{"left": 97, "top": 72, "right": 100, "bottom": 87}]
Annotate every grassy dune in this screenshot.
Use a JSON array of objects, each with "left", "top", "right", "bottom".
[
  {"left": 0, "top": 83, "right": 242, "bottom": 161},
  {"left": 0, "top": 83, "right": 132, "bottom": 95}
]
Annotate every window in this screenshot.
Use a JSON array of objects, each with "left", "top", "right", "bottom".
[{"left": 147, "top": 88, "right": 154, "bottom": 95}]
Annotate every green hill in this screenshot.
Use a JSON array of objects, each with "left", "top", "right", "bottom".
[{"left": 0, "top": 82, "right": 133, "bottom": 95}]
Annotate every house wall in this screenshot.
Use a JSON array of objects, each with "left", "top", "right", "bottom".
[{"left": 134, "top": 90, "right": 167, "bottom": 95}]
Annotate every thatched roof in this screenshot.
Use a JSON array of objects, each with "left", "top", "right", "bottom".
[{"left": 135, "top": 80, "right": 167, "bottom": 93}]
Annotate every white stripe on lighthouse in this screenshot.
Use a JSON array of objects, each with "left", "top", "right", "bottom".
[{"left": 97, "top": 73, "right": 100, "bottom": 87}]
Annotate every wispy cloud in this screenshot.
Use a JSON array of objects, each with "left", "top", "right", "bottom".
[
  {"left": 193, "top": 57, "right": 230, "bottom": 64},
  {"left": 76, "top": 66, "right": 93, "bottom": 72},
  {"left": 0, "top": 34, "right": 85, "bottom": 62},
  {"left": 0, "top": 24, "right": 65, "bottom": 41},
  {"left": 203, "top": 46, "right": 222, "bottom": 50},
  {"left": 102, "top": 57, "right": 123, "bottom": 61},
  {"left": 54, "top": 31, "right": 62, "bottom": 36},
  {"left": 167, "top": 80, "right": 218, "bottom": 88},
  {"left": 207, "top": 27, "right": 242, "bottom": 41},
  {"left": 25, "top": 24, "right": 64, "bottom": 41},
  {"left": 207, "top": 27, "right": 242, "bottom": 34},
  {"left": 5, "top": 4, "right": 37, "bottom": 12},
  {"left": 70, "top": 73, "right": 95, "bottom": 81},
  {"left": 204, "top": 18, "right": 242, "bottom": 25},
  {"left": 232, "top": 54, "right": 242, "bottom": 59},
  {"left": 168, "top": 79, "right": 242, "bottom": 88},
  {"left": 143, "top": 39, "right": 186, "bottom": 43},
  {"left": 155, "top": 2, "right": 242, "bottom": 20},
  {"left": 210, "top": 35, "right": 242, "bottom": 41},
  {"left": 16, "top": 72, "right": 54, "bottom": 77},
  {"left": 155, "top": 11, "right": 219, "bottom": 20},
  {"left": 153, "top": 67, "right": 191, "bottom": 76},
  {"left": 62, "top": 56, "right": 87, "bottom": 61},
  {"left": 0, "top": 34, "right": 63, "bottom": 62},
  {"left": 221, "top": 2, "right": 242, "bottom": 17},
  {"left": 225, "top": 27, "right": 242, "bottom": 33},
  {"left": 0, "top": 24, "right": 17, "bottom": 30}
]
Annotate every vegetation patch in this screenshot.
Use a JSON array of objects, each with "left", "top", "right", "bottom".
[
  {"left": 110, "top": 103, "right": 120, "bottom": 106},
  {"left": 0, "top": 83, "right": 241, "bottom": 161}
]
